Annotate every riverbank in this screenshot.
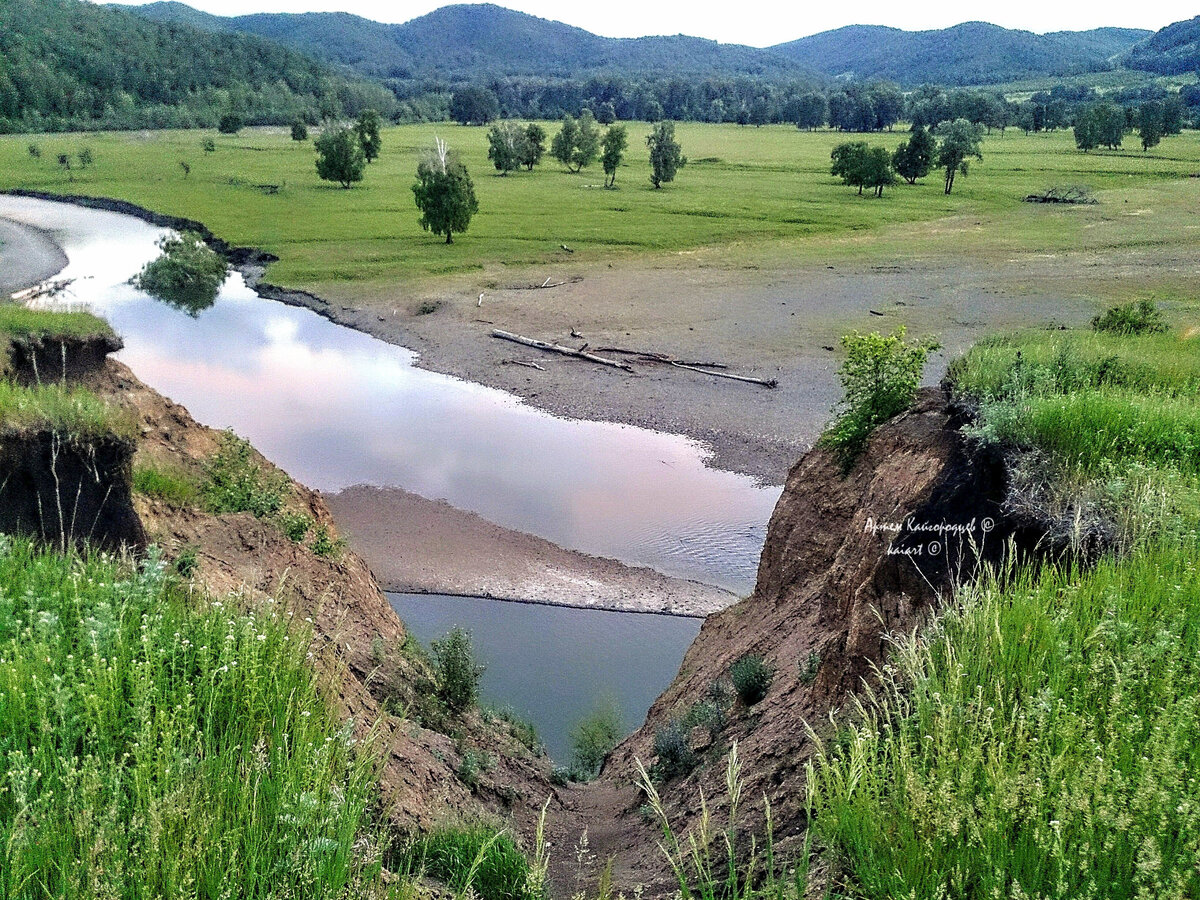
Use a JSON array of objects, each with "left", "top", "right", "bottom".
[{"left": 0, "top": 216, "right": 67, "bottom": 295}]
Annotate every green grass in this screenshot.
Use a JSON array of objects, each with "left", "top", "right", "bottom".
[
  {"left": 0, "top": 537, "right": 387, "bottom": 898},
  {"left": 132, "top": 462, "right": 199, "bottom": 506},
  {"left": 2, "top": 125, "right": 1199, "bottom": 298},
  {"left": 401, "top": 824, "right": 540, "bottom": 900},
  {"left": 0, "top": 379, "right": 127, "bottom": 437},
  {"left": 0, "top": 304, "right": 114, "bottom": 340}
]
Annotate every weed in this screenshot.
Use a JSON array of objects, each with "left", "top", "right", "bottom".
[
  {"left": 402, "top": 824, "right": 539, "bottom": 900},
  {"left": 1091, "top": 298, "right": 1169, "bottom": 335},
  {"left": 651, "top": 718, "right": 697, "bottom": 781},
  {"left": 173, "top": 545, "right": 198, "bottom": 578},
  {"left": 278, "top": 508, "right": 314, "bottom": 542},
  {"left": 798, "top": 650, "right": 821, "bottom": 686},
  {"left": 201, "top": 430, "right": 289, "bottom": 518},
  {"left": 416, "top": 300, "right": 443, "bottom": 315},
  {"left": 132, "top": 463, "right": 198, "bottom": 506},
  {"left": 309, "top": 522, "right": 346, "bottom": 558},
  {"left": 729, "top": 653, "right": 774, "bottom": 705}
]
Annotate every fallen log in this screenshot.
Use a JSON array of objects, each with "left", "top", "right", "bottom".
[
  {"left": 666, "top": 360, "right": 777, "bottom": 388},
  {"left": 597, "top": 346, "right": 774, "bottom": 387},
  {"left": 492, "top": 330, "right": 634, "bottom": 372}
]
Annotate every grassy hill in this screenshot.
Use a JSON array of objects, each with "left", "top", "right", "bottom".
[
  {"left": 0, "top": 0, "right": 395, "bottom": 132},
  {"left": 771, "top": 22, "right": 1150, "bottom": 85}
]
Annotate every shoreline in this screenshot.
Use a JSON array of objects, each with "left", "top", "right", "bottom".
[{"left": 0, "top": 214, "right": 69, "bottom": 295}]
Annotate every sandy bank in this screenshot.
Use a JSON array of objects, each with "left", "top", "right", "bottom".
[
  {"left": 0, "top": 216, "right": 68, "bottom": 295},
  {"left": 325, "top": 484, "right": 736, "bottom": 617}
]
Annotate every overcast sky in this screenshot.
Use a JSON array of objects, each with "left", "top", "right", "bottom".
[{"left": 122, "top": 0, "right": 1194, "bottom": 45}]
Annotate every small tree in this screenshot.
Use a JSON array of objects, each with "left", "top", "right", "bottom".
[
  {"left": 861, "top": 146, "right": 896, "bottom": 198},
  {"left": 1073, "top": 114, "right": 1099, "bottom": 152},
  {"left": 315, "top": 126, "right": 365, "bottom": 188},
  {"left": 892, "top": 125, "right": 934, "bottom": 184},
  {"left": 831, "top": 140, "right": 869, "bottom": 194},
  {"left": 551, "top": 112, "right": 600, "bottom": 173},
  {"left": 56, "top": 153, "right": 72, "bottom": 182},
  {"left": 601, "top": 124, "right": 627, "bottom": 188},
  {"left": 935, "top": 118, "right": 983, "bottom": 195},
  {"left": 291, "top": 120, "right": 308, "bottom": 141},
  {"left": 217, "top": 112, "right": 242, "bottom": 135},
  {"left": 412, "top": 139, "right": 479, "bottom": 244},
  {"left": 647, "top": 120, "right": 684, "bottom": 188},
  {"left": 77, "top": 147, "right": 93, "bottom": 169},
  {"left": 551, "top": 115, "right": 579, "bottom": 169},
  {"left": 568, "top": 696, "right": 623, "bottom": 781},
  {"left": 355, "top": 109, "right": 383, "bottom": 163},
  {"left": 431, "top": 627, "right": 484, "bottom": 714},
  {"left": 595, "top": 101, "right": 617, "bottom": 125},
  {"left": 522, "top": 123, "right": 546, "bottom": 171},
  {"left": 1139, "top": 101, "right": 1164, "bottom": 152},
  {"left": 486, "top": 122, "right": 529, "bottom": 175}
]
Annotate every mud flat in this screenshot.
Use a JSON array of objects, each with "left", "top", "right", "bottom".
[{"left": 0, "top": 217, "right": 67, "bottom": 295}]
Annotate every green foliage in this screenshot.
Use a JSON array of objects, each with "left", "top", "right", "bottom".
[
  {"left": 77, "top": 147, "right": 93, "bottom": 168},
  {"left": 600, "top": 124, "right": 628, "bottom": 188},
  {"left": 729, "top": 653, "right": 774, "bottom": 705},
  {"left": 646, "top": 120, "right": 685, "bottom": 188},
  {"left": 201, "top": 430, "right": 290, "bottom": 518},
  {"left": 935, "top": 117, "right": 984, "bottom": 194},
  {"left": 201, "top": 137, "right": 216, "bottom": 153},
  {"left": 315, "top": 125, "right": 366, "bottom": 188},
  {"left": 521, "top": 123, "right": 546, "bottom": 171},
  {"left": 822, "top": 326, "right": 941, "bottom": 467},
  {"left": 651, "top": 718, "right": 697, "bottom": 780},
  {"left": 830, "top": 140, "right": 869, "bottom": 193},
  {"left": 402, "top": 825, "right": 538, "bottom": 900},
  {"left": 550, "top": 111, "right": 600, "bottom": 173},
  {"left": 132, "top": 463, "right": 198, "bottom": 506},
  {"left": 798, "top": 650, "right": 821, "bottom": 686},
  {"left": 278, "top": 508, "right": 315, "bottom": 542},
  {"left": 26, "top": 143, "right": 40, "bottom": 158},
  {"left": 455, "top": 748, "right": 495, "bottom": 789},
  {"left": 891, "top": 124, "right": 935, "bottom": 184},
  {"left": 567, "top": 696, "right": 623, "bottom": 781},
  {"left": 1139, "top": 101, "right": 1164, "bottom": 151},
  {"left": 217, "top": 111, "right": 243, "bottom": 135},
  {"left": 291, "top": 120, "right": 309, "bottom": 141},
  {"left": 0, "top": 380, "right": 127, "bottom": 439},
  {"left": 1075, "top": 102, "right": 1126, "bottom": 152},
  {"left": 431, "top": 626, "right": 485, "bottom": 714},
  {"left": 309, "top": 522, "right": 345, "bottom": 558},
  {"left": 1091, "top": 299, "right": 1169, "bottom": 335},
  {"left": 485, "top": 705, "right": 544, "bottom": 756},
  {"left": 355, "top": 108, "right": 383, "bottom": 163},
  {"left": 132, "top": 231, "right": 229, "bottom": 314},
  {"left": 0, "top": 539, "right": 381, "bottom": 898},
  {"left": 486, "top": 121, "right": 531, "bottom": 175},
  {"left": 413, "top": 146, "right": 479, "bottom": 244},
  {"left": 0, "top": 305, "right": 112, "bottom": 340},
  {"left": 450, "top": 86, "right": 500, "bottom": 125}
]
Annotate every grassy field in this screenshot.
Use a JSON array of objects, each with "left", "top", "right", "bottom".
[{"left": 3, "top": 124, "right": 1199, "bottom": 300}]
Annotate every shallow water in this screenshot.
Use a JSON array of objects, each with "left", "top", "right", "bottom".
[
  {"left": 0, "top": 195, "right": 779, "bottom": 594},
  {"left": 389, "top": 592, "right": 700, "bottom": 761}
]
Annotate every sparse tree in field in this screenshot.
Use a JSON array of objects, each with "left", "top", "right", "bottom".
[
  {"left": 831, "top": 140, "right": 870, "bottom": 194},
  {"left": 749, "top": 97, "right": 771, "bottom": 127},
  {"left": 892, "top": 125, "right": 935, "bottom": 184},
  {"left": 449, "top": 86, "right": 499, "bottom": 125},
  {"left": 412, "top": 139, "right": 479, "bottom": 244},
  {"left": 1079, "top": 103, "right": 1125, "bottom": 150},
  {"left": 601, "top": 124, "right": 628, "bottom": 188},
  {"left": 1073, "top": 113, "right": 1098, "bottom": 151},
  {"left": 595, "top": 101, "right": 617, "bottom": 125},
  {"left": 56, "top": 152, "right": 72, "bottom": 182},
  {"left": 217, "top": 111, "right": 242, "bottom": 135},
  {"left": 291, "top": 120, "right": 308, "bottom": 141},
  {"left": 27, "top": 143, "right": 41, "bottom": 159},
  {"left": 643, "top": 99, "right": 664, "bottom": 123},
  {"left": 486, "top": 121, "right": 529, "bottom": 175},
  {"left": 202, "top": 138, "right": 216, "bottom": 153},
  {"left": 861, "top": 146, "right": 896, "bottom": 198},
  {"left": 522, "top": 123, "right": 546, "bottom": 171},
  {"left": 552, "top": 111, "right": 600, "bottom": 173},
  {"left": 1162, "top": 94, "right": 1184, "bottom": 135},
  {"left": 314, "top": 126, "right": 365, "bottom": 188},
  {"left": 77, "top": 147, "right": 93, "bottom": 168},
  {"left": 355, "top": 109, "right": 383, "bottom": 163},
  {"left": 935, "top": 119, "right": 983, "bottom": 195},
  {"left": 1139, "top": 101, "right": 1164, "bottom": 152},
  {"left": 647, "top": 120, "right": 684, "bottom": 188}
]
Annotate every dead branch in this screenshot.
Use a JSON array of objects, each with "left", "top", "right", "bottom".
[
  {"left": 665, "top": 360, "right": 777, "bottom": 388},
  {"left": 491, "top": 330, "right": 634, "bottom": 372},
  {"left": 10, "top": 278, "right": 74, "bottom": 302},
  {"left": 502, "top": 358, "right": 546, "bottom": 371}
]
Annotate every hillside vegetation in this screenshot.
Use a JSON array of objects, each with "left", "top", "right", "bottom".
[
  {"left": 1125, "top": 15, "right": 1200, "bottom": 75},
  {"left": 0, "top": 0, "right": 395, "bottom": 132}
]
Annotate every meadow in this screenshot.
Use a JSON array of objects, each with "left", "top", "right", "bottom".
[{"left": 2, "top": 124, "right": 1199, "bottom": 302}]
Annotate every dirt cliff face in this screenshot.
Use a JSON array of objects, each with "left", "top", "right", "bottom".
[
  {"left": 5, "top": 333, "right": 125, "bottom": 385},
  {"left": 567, "top": 389, "right": 1018, "bottom": 891}
]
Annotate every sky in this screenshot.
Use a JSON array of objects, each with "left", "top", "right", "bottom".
[{"left": 120, "top": 0, "right": 1196, "bottom": 46}]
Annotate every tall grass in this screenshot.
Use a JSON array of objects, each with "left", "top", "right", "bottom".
[
  {"left": 0, "top": 379, "right": 129, "bottom": 438},
  {"left": 401, "top": 823, "right": 541, "bottom": 900},
  {"left": 0, "top": 537, "right": 385, "bottom": 898},
  {"left": 0, "top": 305, "right": 114, "bottom": 339},
  {"left": 810, "top": 541, "right": 1200, "bottom": 899}
]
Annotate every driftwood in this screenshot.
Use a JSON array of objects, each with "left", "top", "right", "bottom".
[
  {"left": 503, "top": 358, "right": 546, "bottom": 371},
  {"left": 597, "top": 346, "right": 777, "bottom": 388},
  {"left": 662, "top": 360, "right": 777, "bottom": 388},
  {"left": 10, "top": 278, "right": 74, "bottom": 302},
  {"left": 1023, "top": 186, "right": 1098, "bottom": 205},
  {"left": 491, "top": 330, "right": 634, "bottom": 372}
]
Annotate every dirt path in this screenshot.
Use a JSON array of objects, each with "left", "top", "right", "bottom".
[
  {"left": 0, "top": 217, "right": 67, "bottom": 295},
  {"left": 325, "top": 485, "right": 735, "bottom": 616}
]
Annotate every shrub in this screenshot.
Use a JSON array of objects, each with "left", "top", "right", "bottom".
[
  {"left": 202, "top": 138, "right": 216, "bottom": 153},
  {"left": 132, "top": 464, "right": 198, "bottom": 506},
  {"left": 568, "top": 697, "right": 623, "bottom": 781},
  {"left": 402, "top": 825, "right": 538, "bottom": 900},
  {"left": 456, "top": 749, "right": 494, "bottom": 789},
  {"left": 729, "top": 653, "right": 773, "bottom": 705},
  {"left": 217, "top": 111, "right": 242, "bottom": 134},
  {"left": 1091, "top": 299, "right": 1169, "bottom": 336},
  {"left": 201, "top": 430, "right": 289, "bottom": 518},
  {"left": 309, "top": 523, "right": 345, "bottom": 558},
  {"left": 431, "top": 627, "right": 485, "bottom": 714},
  {"left": 132, "top": 231, "right": 228, "bottom": 315},
  {"left": 291, "top": 120, "right": 308, "bottom": 141},
  {"left": 277, "top": 509, "right": 314, "bottom": 542},
  {"left": 652, "top": 718, "right": 697, "bottom": 781},
  {"left": 822, "top": 326, "right": 940, "bottom": 468},
  {"left": 798, "top": 650, "right": 822, "bottom": 686},
  {"left": 486, "top": 706, "right": 544, "bottom": 756}
]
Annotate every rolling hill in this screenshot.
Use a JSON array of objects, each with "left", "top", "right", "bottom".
[{"left": 1124, "top": 16, "right": 1200, "bottom": 75}]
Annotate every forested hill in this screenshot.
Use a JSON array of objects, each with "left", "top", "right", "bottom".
[
  {"left": 0, "top": 0, "right": 396, "bottom": 132},
  {"left": 121, "top": 2, "right": 810, "bottom": 79},
  {"left": 770, "top": 22, "right": 1151, "bottom": 85},
  {"left": 1124, "top": 16, "right": 1200, "bottom": 75}
]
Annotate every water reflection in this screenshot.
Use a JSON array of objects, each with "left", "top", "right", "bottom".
[{"left": 0, "top": 196, "right": 780, "bottom": 594}]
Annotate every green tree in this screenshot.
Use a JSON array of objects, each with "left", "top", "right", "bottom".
[
  {"left": 1085, "top": 103, "right": 1125, "bottom": 150},
  {"left": 861, "top": 146, "right": 896, "bottom": 198},
  {"left": 568, "top": 696, "right": 623, "bottom": 781},
  {"left": 355, "top": 108, "right": 383, "bottom": 163},
  {"left": 646, "top": 120, "right": 684, "bottom": 188},
  {"left": 1139, "top": 101, "right": 1164, "bottom": 152},
  {"left": 892, "top": 125, "right": 935, "bottom": 184},
  {"left": 412, "top": 140, "right": 479, "bottom": 244},
  {"left": 831, "top": 140, "right": 870, "bottom": 194},
  {"left": 431, "top": 627, "right": 484, "bottom": 714},
  {"left": 551, "top": 111, "right": 600, "bottom": 173},
  {"left": 314, "top": 125, "right": 365, "bottom": 188},
  {"left": 217, "top": 111, "right": 242, "bottom": 134},
  {"left": 522, "top": 123, "right": 546, "bottom": 171},
  {"left": 600, "top": 124, "right": 627, "bottom": 188},
  {"left": 550, "top": 114, "right": 579, "bottom": 169},
  {"left": 595, "top": 101, "right": 617, "bottom": 125},
  {"left": 290, "top": 120, "right": 308, "bottom": 141},
  {"left": 486, "top": 121, "right": 529, "bottom": 175},
  {"left": 1073, "top": 113, "right": 1099, "bottom": 151},
  {"left": 449, "top": 86, "right": 499, "bottom": 125},
  {"left": 935, "top": 118, "right": 983, "bottom": 195}
]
